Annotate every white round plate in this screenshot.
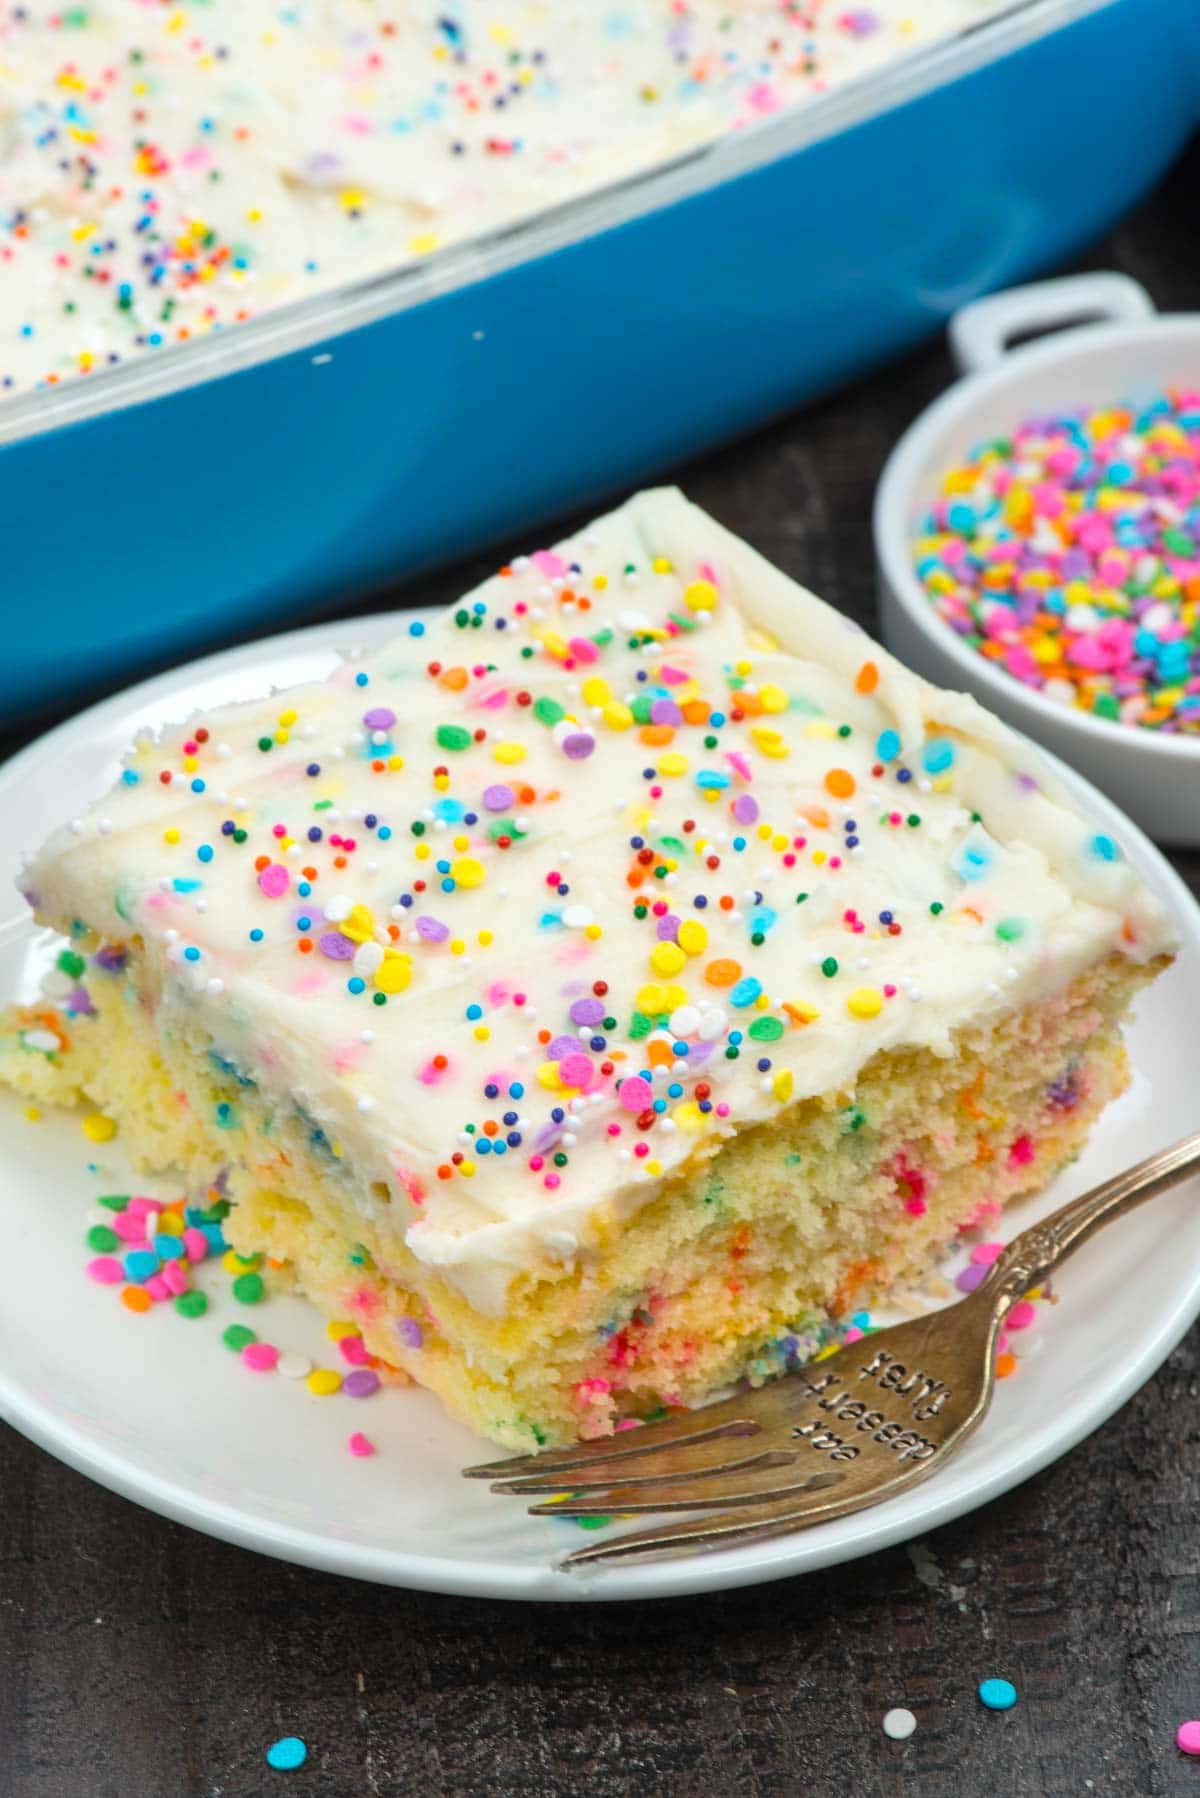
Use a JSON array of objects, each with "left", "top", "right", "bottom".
[{"left": 0, "top": 616, "right": 1197, "bottom": 1603}]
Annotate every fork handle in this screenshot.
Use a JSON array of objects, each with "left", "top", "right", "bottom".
[{"left": 985, "top": 1127, "right": 1200, "bottom": 1310}]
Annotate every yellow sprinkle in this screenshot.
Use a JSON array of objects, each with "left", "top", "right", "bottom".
[
  {"left": 652, "top": 557, "right": 673, "bottom": 574},
  {"left": 584, "top": 924, "right": 603, "bottom": 941},
  {"left": 373, "top": 952, "right": 412, "bottom": 994},
  {"left": 771, "top": 832, "right": 789, "bottom": 852},
  {"left": 735, "top": 659, "right": 753, "bottom": 677},
  {"left": 758, "top": 683, "right": 788, "bottom": 714},
  {"left": 306, "top": 1368, "right": 343, "bottom": 1397},
  {"left": 278, "top": 708, "right": 297, "bottom": 726},
  {"left": 773, "top": 1069, "right": 794, "bottom": 1102},
  {"left": 326, "top": 1319, "right": 361, "bottom": 1341},
  {"left": 677, "top": 919, "right": 708, "bottom": 956},
  {"left": 750, "top": 725, "right": 789, "bottom": 758},
  {"left": 452, "top": 833, "right": 469, "bottom": 852},
  {"left": 408, "top": 231, "right": 439, "bottom": 255},
  {"left": 182, "top": 754, "right": 198, "bottom": 773},
  {"left": 472, "top": 1024, "right": 490, "bottom": 1042},
  {"left": 163, "top": 828, "right": 180, "bottom": 845},
  {"left": 223, "top": 1250, "right": 261, "bottom": 1275},
  {"left": 594, "top": 574, "right": 608, "bottom": 590},
  {"left": 812, "top": 849, "right": 827, "bottom": 866},
  {"left": 847, "top": 987, "right": 884, "bottom": 1020},
  {"left": 338, "top": 904, "right": 375, "bottom": 943},
  {"left": 672, "top": 1102, "right": 708, "bottom": 1132},
  {"left": 451, "top": 856, "right": 485, "bottom": 888},
  {"left": 683, "top": 580, "right": 717, "bottom": 612},
  {"left": 804, "top": 720, "right": 838, "bottom": 740},
  {"left": 387, "top": 755, "right": 404, "bottom": 771},
  {"left": 602, "top": 701, "right": 633, "bottom": 731},
  {"left": 493, "top": 741, "right": 527, "bottom": 764},
  {"left": 156, "top": 1212, "right": 184, "bottom": 1237},
  {"left": 477, "top": 930, "right": 494, "bottom": 947},
  {"left": 636, "top": 983, "right": 668, "bottom": 1014},
  {"left": 537, "top": 1060, "right": 566, "bottom": 1091},
  {"left": 644, "top": 1159, "right": 662, "bottom": 1176},
  {"left": 581, "top": 675, "right": 611, "bottom": 707},
  {"left": 650, "top": 941, "right": 686, "bottom": 978},
  {"left": 756, "top": 822, "right": 773, "bottom": 841},
  {"left": 657, "top": 751, "right": 688, "bottom": 776},
  {"left": 82, "top": 1114, "right": 116, "bottom": 1143},
  {"left": 450, "top": 939, "right": 465, "bottom": 956},
  {"left": 24, "top": 1107, "right": 40, "bottom": 1122},
  {"left": 458, "top": 1160, "right": 476, "bottom": 1178}
]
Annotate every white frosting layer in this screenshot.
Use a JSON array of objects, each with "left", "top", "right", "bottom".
[
  {"left": 1, "top": 0, "right": 1008, "bottom": 392},
  {"left": 25, "top": 490, "right": 1175, "bottom": 1312}
]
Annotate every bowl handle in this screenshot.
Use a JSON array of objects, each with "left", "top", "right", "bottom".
[{"left": 948, "top": 273, "right": 1157, "bottom": 377}]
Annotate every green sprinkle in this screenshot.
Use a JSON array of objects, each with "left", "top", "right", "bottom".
[
  {"left": 97, "top": 1193, "right": 131, "bottom": 1212},
  {"left": 575, "top": 1515, "right": 611, "bottom": 1531},
  {"left": 995, "top": 918, "right": 1025, "bottom": 942},
  {"left": 57, "top": 949, "right": 86, "bottom": 978},
  {"left": 232, "top": 1272, "right": 264, "bottom": 1304},
  {"left": 257, "top": 736, "right": 272, "bottom": 752},
  {"left": 1092, "top": 693, "right": 1121, "bottom": 720},
  {"left": 533, "top": 697, "right": 565, "bottom": 727},
  {"left": 795, "top": 892, "right": 809, "bottom": 904},
  {"left": 222, "top": 1323, "right": 256, "bottom": 1351},
  {"left": 748, "top": 1016, "right": 784, "bottom": 1042},
  {"left": 436, "top": 724, "right": 472, "bottom": 752},
  {"left": 930, "top": 901, "right": 944, "bottom": 915},
  {"left": 820, "top": 956, "right": 839, "bottom": 978},
  {"left": 86, "top": 1224, "right": 118, "bottom": 1252},
  {"left": 175, "top": 1291, "right": 208, "bottom": 1319}
]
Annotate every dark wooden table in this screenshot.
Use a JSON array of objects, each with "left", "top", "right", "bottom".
[{"left": 3, "top": 135, "right": 1199, "bottom": 1798}]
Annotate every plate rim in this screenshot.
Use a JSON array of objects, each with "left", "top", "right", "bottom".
[{"left": 0, "top": 609, "right": 1196, "bottom": 1603}]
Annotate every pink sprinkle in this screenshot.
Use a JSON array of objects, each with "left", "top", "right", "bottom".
[
  {"left": 531, "top": 549, "right": 567, "bottom": 577},
  {"left": 242, "top": 1342, "right": 280, "bottom": 1372},
  {"left": 543, "top": 1173, "right": 561, "bottom": 1190},
  {"left": 1176, "top": 1722, "right": 1200, "bottom": 1756},
  {"left": 348, "top": 1432, "right": 376, "bottom": 1457},
  {"left": 633, "top": 1142, "right": 649, "bottom": 1159},
  {"left": 843, "top": 1326, "right": 864, "bottom": 1344},
  {"left": 568, "top": 637, "right": 599, "bottom": 663},
  {"left": 339, "top": 1335, "right": 371, "bottom": 1366},
  {"left": 971, "top": 1241, "right": 1005, "bottom": 1265},
  {"left": 715, "top": 1103, "right": 730, "bottom": 1118},
  {"left": 258, "top": 863, "right": 289, "bottom": 898},
  {"left": 1007, "top": 1134, "right": 1035, "bottom": 1168},
  {"left": 182, "top": 1226, "right": 209, "bottom": 1262},
  {"left": 128, "top": 1197, "right": 163, "bottom": 1219},
  {"left": 162, "top": 1261, "right": 189, "bottom": 1296},
  {"left": 618, "top": 1075, "right": 653, "bottom": 1113},
  {"left": 1007, "top": 1300, "right": 1038, "bottom": 1331},
  {"left": 144, "top": 1275, "right": 170, "bottom": 1302},
  {"left": 113, "top": 1211, "right": 147, "bottom": 1242},
  {"left": 659, "top": 664, "right": 688, "bottom": 686},
  {"left": 87, "top": 1255, "right": 124, "bottom": 1284},
  {"left": 529, "top": 1154, "right": 544, "bottom": 1172}
]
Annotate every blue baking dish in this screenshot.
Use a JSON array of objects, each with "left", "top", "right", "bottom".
[{"left": 2, "top": 0, "right": 1197, "bottom": 721}]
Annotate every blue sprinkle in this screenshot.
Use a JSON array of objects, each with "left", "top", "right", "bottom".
[
  {"left": 154, "top": 1235, "right": 185, "bottom": 1261},
  {"left": 347, "top": 977, "right": 366, "bottom": 994},
  {"left": 121, "top": 769, "right": 140, "bottom": 785},
  {"left": 876, "top": 728, "right": 901, "bottom": 762},
  {"left": 408, "top": 620, "right": 425, "bottom": 637},
  {"left": 197, "top": 844, "right": 213, "bottom": 863},
  {"left": 729, "top": 977, "right": 762, "bottom": 1008},
  {"left": 355, "top": 672, "right": 369, "bottom": 687},
  {"left": 1090, "top": 833, "right": 1120, "bottom": 863},
  {"left": 978, "top": 1678, "right": 1017, "bottom": 1712},
  {"left": 922, "top": 737, "right": 955, "bottom": 775},
  {"left": 265, "top": 1737, "right": 308, "bottom": 1771},
  {"left": 249, "top": 928, "right": 264, "bottom": 943},
  {"left": 123, "top": 1249, "right": 160, "bottom": 1283},
  {"left": 183, "top": 946, "right": 201, "bottom": 962}
]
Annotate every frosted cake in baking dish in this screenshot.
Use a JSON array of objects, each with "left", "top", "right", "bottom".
[
  {"left": 0, "top": 490, "right": 1174, "bottom": 1446},
  {"left": 1, "top": 0, "right": 1012, "bottom": 394}
]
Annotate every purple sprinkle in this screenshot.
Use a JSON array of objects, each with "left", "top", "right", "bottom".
[
  {"left": 568, "top": 997, "right": 605, "bottom": 1027},
  {"left": 397, "top": 1318, "right": 423, "bottom": 1349},
  {"left": 318, "top": 931, "right": 355, "bottom": 961},
  {"left": 94, "top": 944, "right": 127, "bottom": 972},
  {"left": 546, "top": 1034, "right": 578, "bottom": 1062},
  {"left": 416, "top": 915, "right": 450, "bottom": 943},
  {"left": 363, "top": 707, "right": 396, "bottom": 731},
  {"left": 534, "top": 1121, "right": 564, "bottom": 1154},
  {"left": 67, "top": 985, "right": 95, "bottom": 1016},
  {"left": 649, "top": 699, "right": 683, "bottom": 727},
  {"left": 955, "top": 1264, "right": 989, "bottom": 1295},
  {"left": 483, "top": 784, "right": 515, "bottom": 812},
  {"left": 655, "top": 914, "right": 681, "bottom": 942},
  {"left": 342, "top": 1369, "right": 381, "bottom": 1398},
  {"left": 733, "top": 794, "right": 759, "bottom": 825},
  {"left": 562, "top": 733, "right": 595, "bottom": 761}
]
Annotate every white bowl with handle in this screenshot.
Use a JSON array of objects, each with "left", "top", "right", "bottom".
[{"left": 875, "top": 271, "right": 1200, "bottom": 847}]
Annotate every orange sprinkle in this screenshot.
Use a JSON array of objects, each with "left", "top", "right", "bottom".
[
  {"left": 297, "top": 938, "right": 313, "bottom": 954},
  {"left": 639, "top": 723, "right": 675, "bottom": 747},
  {"left": 824, "top": 768, "right": 856, "bottom": 800},
  {"left": 704, "top": 958, "right": 742, "bottom": 987},
  {"left": 798, "top": 804, "right": 829, "bottom": 829},
  {"left": 121, "top": 1286, "right": 153, "bottom": 1314},
  {"left": 995, "top": 1352, "right": 1017, "bottom": 1379},
  {"left": 681, "top": 698, "right": 710, "bottom": 725},
  {"left": 646, "top": 1039, "right": 675, "bottom": 1068},
  {"left": 855, "top": 660, "right": 880, "bottom": 695},
  {"left": 254, "top": 854, "right": 270, "bottom": 871},
  {"left": 439, "top": 666, "right": 468, "bottom": 691}
]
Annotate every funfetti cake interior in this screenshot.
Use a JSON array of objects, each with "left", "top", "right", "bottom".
[{"left": 1, "top": 489, "right": 1175, "bottom": 1448}]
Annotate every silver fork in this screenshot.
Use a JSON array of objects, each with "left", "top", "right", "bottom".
[{"left": 465, "top": 1129, "right": 1200, "bottom": 1568}]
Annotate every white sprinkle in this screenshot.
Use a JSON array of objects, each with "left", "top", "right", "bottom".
[
  {"left": 360, "top": 1030, "right": 376, "bottom": 1044},
  {"left": 882, "top": 1708, "right": 917, "bottom": 1742},
  {"left": 216, "top": 744, "right": 233, "bottom": 760},
  {"left": 357, "top": 1096, "right": 376, "bottom": 1113},
  {"left": 277, "top": 1353, "right": 313, "bottom": 1380},
  {"left": 206, "top": 978, "right": 224, "bottom": 996}
]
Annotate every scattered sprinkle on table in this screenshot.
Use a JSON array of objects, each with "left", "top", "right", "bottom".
[
  {"left": 978, "top": 1677, "right": 1017, "bottom": 1711},
  {"left": 348, "top": 1432, "right": 376, "bottom": 1457},
  {"left": 1176, "top": 1720, "right": 1200, "bottom": 1755},
  {"left": 265, "top": 1736, "right": 308, "bottom": 1772},
  {"left": 913, "top": 390, "right": 1200, "bottom": 734},
  {"left": 882, "top": 1707, "right": 917, "bottom": 1740}
]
